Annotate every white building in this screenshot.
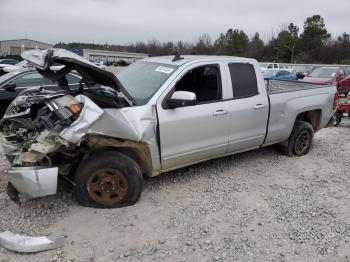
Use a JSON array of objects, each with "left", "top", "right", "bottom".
[
  {"left": 0, "top": 39, "right": 52, "bottom": 56},
  {"left": 82, "top": 49, "right": 148, "bottom": 64}
]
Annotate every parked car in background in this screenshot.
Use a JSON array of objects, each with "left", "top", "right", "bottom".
[
  {"left": 263, "top": 69, "right": 298, "bottom": 81},
  {"left": 0, "top": 48, "right": 336, "bottom": 208},
  {"left": 296, "top": 65, "right": 318, "bottom": 76},
  {"left": 301, "top": 67, "right": 350, "bottom": 94},
  {"left": 117, "top": 60, "right": 130, "bottom": 66},
  {"left": 0, "top": 59, "right": 18, "bottom": 65},
  {"left": 260, "top": 63, "right": 292, "bottom": 72},
  {"left": 0, "top": 69, "right": 82, "bottom": 117},
  {"left": 0, "top": 59, "right": 20, "bottom": 76},
  {"left": 94, "top": 61, "right": 107, "bottom": 69},
  {"left": 2, "top": 60, "right": 32, "bottom": 73}
]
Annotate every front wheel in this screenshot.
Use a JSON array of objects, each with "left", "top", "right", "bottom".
[
  {"left": 280, "top": 120, "right": 314, "bottom": 157},
  {"left": 73, "top": 151, "right": 143, "bottom": 208}
]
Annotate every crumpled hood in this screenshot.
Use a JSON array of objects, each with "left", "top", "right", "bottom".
[{"left": 21, "top": 48, "right": 134, "bottom": 106}]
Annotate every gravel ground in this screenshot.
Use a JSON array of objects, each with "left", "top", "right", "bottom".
[{"left": 0, "top": 120, "right": 350, "bottom": 262}]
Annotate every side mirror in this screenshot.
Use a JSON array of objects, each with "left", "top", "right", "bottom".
[
  {"left": 166, "top": 91, "right": 197, "bottom": 108},
  {"left": 3, "top": 83, "right": 16, "bottom": 91}
]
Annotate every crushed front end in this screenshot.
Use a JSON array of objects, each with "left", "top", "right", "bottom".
[
  {"left": 0, "top": 48, "right": 160, "bottom": 204},
  {"left": 0, "top": 89, "right": 87, "bottom": 200},
  {"left": 0, "top": 48, "right": 137, "bottom": 201}
]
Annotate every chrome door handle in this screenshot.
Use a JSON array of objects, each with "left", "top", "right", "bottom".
[
  {"left": 253, "top": 104, "right": 265, "bottom": 109},
  {"left": 213, "top": 109, "right": 228, "bottom": 116}
]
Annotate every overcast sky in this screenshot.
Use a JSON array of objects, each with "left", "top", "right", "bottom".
[{"left": 1, "top": 0, "right": 350, "bottom": 45}]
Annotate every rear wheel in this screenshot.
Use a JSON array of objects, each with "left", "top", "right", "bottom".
[
  {"left": 333, "top": 110, "right": 343, "bottom": 127},
  {"left": 280, "top": 120, "right": 314, "bottom": 157},
  {"left": 333, "top": 117, "right": 342, "bottom": 127},
  {"left": 73, "top": 151, "right": 143, "bottom": 208}
]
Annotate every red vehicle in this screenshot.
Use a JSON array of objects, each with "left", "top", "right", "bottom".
[
  {"left": 301, "top": 67, "right": 350, "bottom": 95},
  {"left": 334, "top": 95, "right": 350, "bottom": 126}
]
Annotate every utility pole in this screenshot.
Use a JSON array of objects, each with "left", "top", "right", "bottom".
[
  {"left": 290, "top": 38, "right": 296, "bottom": 65},
  {"left": 291, "top": 43, "right": 295, "bottom": 65},
  {"left": 284, "top": 38, "right": 296, "bottom": 66}
]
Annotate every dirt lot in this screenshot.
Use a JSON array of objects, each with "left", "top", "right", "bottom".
[{"left": 0, "top": 120, "right": 350, "bottom": 262}]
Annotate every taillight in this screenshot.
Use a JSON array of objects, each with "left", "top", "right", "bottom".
[{"left": 333, "top": 92, "right": 340, "bottom": 110}]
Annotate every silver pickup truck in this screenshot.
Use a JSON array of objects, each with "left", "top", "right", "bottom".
[{"left": 0, "top": 49, "right": 337, "bottom": 208}]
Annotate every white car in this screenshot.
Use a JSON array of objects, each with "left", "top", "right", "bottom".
[
  {"left": 0, "top": 59, "right": 20, "bottom": 75},
  {"left": 2, "top": 60, "right": 32, "bottom": 73},
  {"left": 94, "top": 61, "right": 107, "bottom": 70},
  {"left": 260, "top": 63, "right": 293, "bottom": 73}
]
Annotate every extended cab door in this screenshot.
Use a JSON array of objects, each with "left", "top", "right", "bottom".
[
  {"left": 225, "top": 62, "right": 269, "bottom": 152},
  {"left": 156, "top": 62, "right": 231, "bottom": 171}
]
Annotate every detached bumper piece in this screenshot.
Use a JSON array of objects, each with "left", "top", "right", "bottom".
[
  {"left": 7, "top": 166, "right": 58, "bottom": 199},
  {"left": 0, "top": 231, "right": 64, "bottom": 253}
]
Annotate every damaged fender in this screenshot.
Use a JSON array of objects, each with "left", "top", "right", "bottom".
[
  {"left": 59, "top": 100, "right": 161, "bottom": 174},
  {"left": 59, "top": 95, "right": 104, "bottom": 144}
]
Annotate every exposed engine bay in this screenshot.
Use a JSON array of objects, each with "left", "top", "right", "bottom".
[
  {"left": 0, "top": 48, "right": 159, "bottom": 202},
  {"left": 0, "top": 48, "right": 133, "bottom": 169},
  {"left": 1, "top": 90, "right": 80, "bottom": 166}
]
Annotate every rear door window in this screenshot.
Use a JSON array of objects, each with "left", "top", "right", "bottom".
[{"left": 228, "top": 63, "right": 259, "bottom": 99}]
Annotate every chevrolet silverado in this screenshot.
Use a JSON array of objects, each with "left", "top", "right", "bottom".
[{"left": 0, "top": 49, "right": 337, "bottom": 208}]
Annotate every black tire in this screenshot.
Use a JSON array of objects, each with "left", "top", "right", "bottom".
[
  {"left": 333, "top": 110, "right": 343, "bottom": 127},
  {"left": 333, "top": 117, "right": 342, "bottom": 127},
  {"left": 73, "top": 151, "right": 143, "bottom": 208},
  {"left": 280, "top": 120, "right": 314, "bottom": 157}
]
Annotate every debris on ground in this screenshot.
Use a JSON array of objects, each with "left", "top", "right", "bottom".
[{"left": 0, "top": 231, "right": 64, "bottom": 253}]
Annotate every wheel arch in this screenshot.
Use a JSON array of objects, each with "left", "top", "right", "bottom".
[
  {"left": 84, "top": 135, "right": 156, "bottom": 177},
  {"left": 295, "top": 109, "right": 321, "bottom": 132}
]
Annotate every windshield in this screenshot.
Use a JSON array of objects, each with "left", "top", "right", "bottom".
[
  {"left": 117, "top": 61, "right": 179, "bottom": 105},
  {"left": 309, "top": 68, "right": 338, "bottom": 78},
  {"left": 299, "top": 66, "right": 312, "bottom": 72},
  {"left": 263, "top": 70, "right": 277, "bottom": 77}
]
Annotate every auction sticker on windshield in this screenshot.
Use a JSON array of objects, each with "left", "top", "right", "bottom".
[{"left": 155, "top": 66, "right": 174, "bottom": 74}]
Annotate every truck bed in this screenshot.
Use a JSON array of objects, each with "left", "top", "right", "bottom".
[{"left": 266, "top": 80, "right": 334, "bottom": 94}]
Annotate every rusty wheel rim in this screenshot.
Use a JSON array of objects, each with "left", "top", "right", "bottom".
[
  {"left": 87, "top": 168, "right": 128, "bottom": 205},
  {"left": 295, "top": 130, "right": 310, "bottom": 155}
]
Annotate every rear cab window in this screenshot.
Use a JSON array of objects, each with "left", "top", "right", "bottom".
[{"left": 228, "top": 63, "right": 259, "bottom": 99}]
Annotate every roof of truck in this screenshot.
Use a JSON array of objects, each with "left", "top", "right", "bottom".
[{"left": 143, "top": 55, "right": 257, "bottom": 66}]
